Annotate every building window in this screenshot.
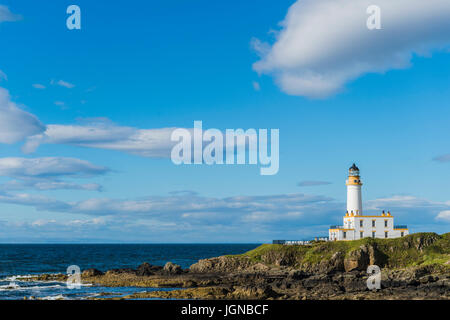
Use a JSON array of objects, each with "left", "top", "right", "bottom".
[
  {"left": 360, "top": 220, "right": 363, "bottom": 227},
  {"left": 401, "top": 232, "right": 404, "bottom": 237},
  {"left": 372, "top": 220, "right": 376, "bottom": 227},
  {"left": 360, "top": 232, "right": 363, "bottom": 238},
  {"left": 372, "top": 232, "right": 375, "bottom": 238},
  {"left": 343, "top": 232, "right": 347, "bottom": 239},
  {"left": 384, "top": 220, "right": 388, "bottom": 227},
  {"left": 385, "top": 231, "right": 388, "bottom": 238}
]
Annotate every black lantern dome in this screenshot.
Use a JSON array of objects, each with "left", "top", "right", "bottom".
[{"left": 349, "top": 163, "right": 360, "bottom": 176}]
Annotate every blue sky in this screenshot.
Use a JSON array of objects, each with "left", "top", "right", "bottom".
[{"left": 0, "top": 0, "right": 450, "bottom": 242}]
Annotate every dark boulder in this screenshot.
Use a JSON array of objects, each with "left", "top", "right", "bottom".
[
  {"left": 232, "top": 284, "right": 279, "bottom": 299},
  {"left": 164, "top": 262, "right": 183, "bottom": 274},
  {"left": 287, "top": 270, "right": 308, "bottom": 280},
  {"left": 106, "top": 268, "right": 136, "bottom": 275},
  {"left": 136, "top": 262, "right": 159, "bottom": 276},
  {"left": 82, "top": 268, "right": 103, "bottom": 277}
]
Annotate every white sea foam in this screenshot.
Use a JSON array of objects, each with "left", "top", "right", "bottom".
[
  {"left": 0, "top": 283, "right": 65, "bottom": 292},
  {"left": 40, "top": 294, "right": 67, "bottom": 300},
  {"left": 0, "top": 282, "right": 21, "bottom": 290},
  {"left": 1, "top": 273, "right": 62, "bottom": 282},
  {"left": 1, "top": 274, "right": 34, "bottom": 282},
  {"left": 0, "top": 273, "right": 97, "bottom": 287}
]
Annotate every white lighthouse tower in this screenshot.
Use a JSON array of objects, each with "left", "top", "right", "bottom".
[{"left": 346, "top": 163, "right": 363, "bottom": 215}]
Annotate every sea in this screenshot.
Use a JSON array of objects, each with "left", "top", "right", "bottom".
[{"left": 0, "top": 243, "right": 260, "bottom": 300}]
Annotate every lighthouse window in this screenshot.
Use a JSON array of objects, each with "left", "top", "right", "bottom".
[
  {"left": 372, "top": 220, "right": 376, "bottom": 227},
  {"left": 360, "top": 220, "right": 363, "bottom": 227},
  {"left": 385, "top": 231, "right": 388, "bottom": 238},
  {"left": 401, "top": 232, "right": 404, "bottom": 237},
  {"left": 343, "top": 232, "right": 347, "bottom": 239},
  {"left": 360, "top": 232, "right": 363, "bottom": 238},
  {"left": 354, "top": 180, "right": 357, "bottom": 183},
  {"left": 372, "top": 232, "right": 375, "bottom": 238},
  {"left": 384, "top": 220, "right": 388, "bottom": 227}
]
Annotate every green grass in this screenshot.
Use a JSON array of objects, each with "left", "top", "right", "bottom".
[{"left": 238, "top": 232, "right": 450, "bottom": 269}]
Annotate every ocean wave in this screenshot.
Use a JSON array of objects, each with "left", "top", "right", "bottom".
[
  {"left": 0, "top": 282, "right": 21, "bottom": 290},
  {"left": 1, "top": 275, "right": 35, "bottom": 282},
  {"left": 39, "top": 294, "right": 67, "bottom": 300},
  {"left": 0, "top": 273, "right": 61, "bottom": 282},
  {"left": 0, "top": 283, "right": 67, "bottom": 292}
]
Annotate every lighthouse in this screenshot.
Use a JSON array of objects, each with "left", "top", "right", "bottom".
[
  {"left": 346, "top": 163, "right": 363, "bottom": 215},
  {"left": 328, "top": 163, "right": 409, "bottom": 241}
]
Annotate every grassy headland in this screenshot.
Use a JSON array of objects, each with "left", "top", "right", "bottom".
[{"left": 238, "top": 232, "right": 450, "bottom": 270}]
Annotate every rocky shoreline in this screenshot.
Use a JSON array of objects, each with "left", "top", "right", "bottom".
[
  {"left": 23, "top": 233, "right": 450, "bottom": 300},
  {"left": 82, "top": 263, "right": 449, "bottom": 300}
]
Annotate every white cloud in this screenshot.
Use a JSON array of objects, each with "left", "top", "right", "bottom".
[
  {"left": 23, "top": 119, "right": 256, "bottom": 161},
  {"left": 242, "top": 210, "right": 304, "bottom": 222},
  {"left": 0, "top": 191, "right": 448, "bottom": 242},
  {"left": 0, "top": 191, "right": 338, "bottom": 225},
  {"left": 23, "top": 121, "right": 181, "bottom": 157},
  {"left": 32, "top": 84, "right": 46, "bottom": 89},
  {"left": 0, "top": 87, "right": 45, "bottom": 144},
  {"left": 0, "top": 190, "right": 447, "bottom": 232},
  {"left": 0, "top": 5, "right": 21, "bottom": 23},
  {"left": 0, "top": 90, "right": 181, "bottom": 157},
  {"left": 436, "top": 210, "right": 450, "bottom": 222},
  {"left": 31, "top": 219, "right": 57, "bottom": 227},
  {"left": 0, "top": 157, "right": 108, "bottom": 192},
  {"left": 30, "top": 218, "right": 105, "bottom": 227},
  {"left": 56, "top": 80, "right": 75, "bottom": 88},
  {"left": 0, "top": 157, "right": 108, "bottom": 178},
  {"left": 365, "top": 195, "right": 443, "bottom": 210},
  {"left": 365, "top": 195, "right": 450, "bottom": 226},
  {"left": 253, "top": 0, "right": 450, "bottom": 98},
  {"left": 1, "top": 180, "right": 103, "bottom": 192}
]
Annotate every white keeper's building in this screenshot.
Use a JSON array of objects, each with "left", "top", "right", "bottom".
[{"left": 329, "top": 164, "right": 409, "bottom": 241}]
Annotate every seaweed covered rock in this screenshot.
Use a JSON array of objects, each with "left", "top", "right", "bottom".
[
  {"left": 136, "top": 262, "right": 162, "bottom": 276},
  {"left": 231, "top": 285, "right": 279, "bottom": 299},
  {"left": 105, "top": 268, "right": 136, "bottom": 276},
  {"left": 82, "top": 268, "right": 104, "bottom": 277},
  {"left": 163, "top": 262, "right": 183, "bottom": 274},
  {"left": 190, "top": 256, "right": 253, "bottom": 273}
]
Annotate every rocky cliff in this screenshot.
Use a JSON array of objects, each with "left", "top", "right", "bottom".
[{"left": 190, "top": 232, "right": 449, "bottom": 274}]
